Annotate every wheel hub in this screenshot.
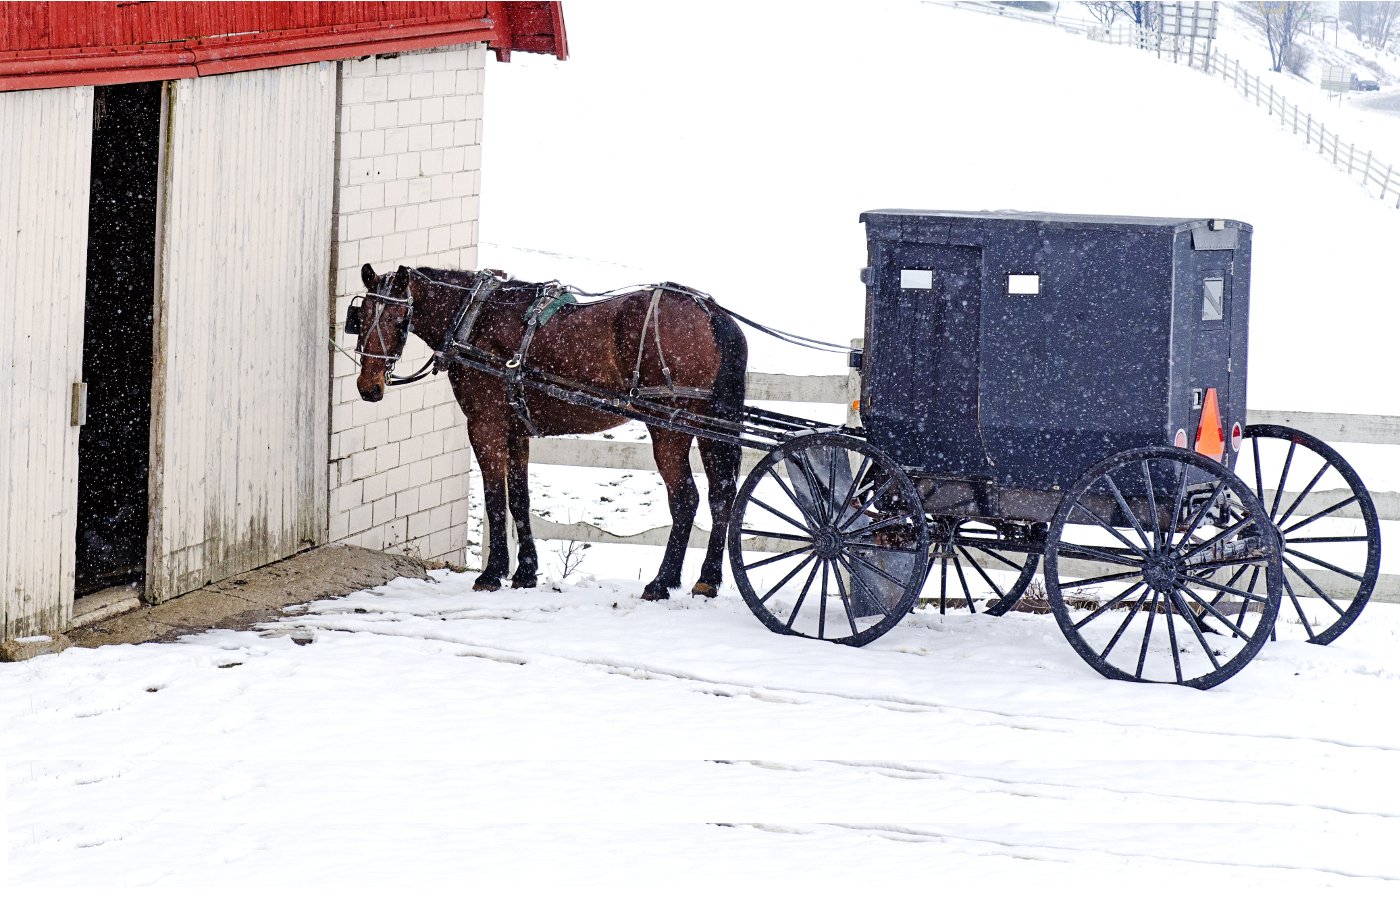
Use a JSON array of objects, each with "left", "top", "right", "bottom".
[
  {"left": 1142, "top": 553, "right": 1182, "bottom": 593},
  {"left": 813, "top": 525, "right": 844, "bottom": 560}
]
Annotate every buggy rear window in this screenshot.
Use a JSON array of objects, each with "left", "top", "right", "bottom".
[
  {"left": 900, "top": 269, "right": 934, "bottom": 290},
  {"left": 1203, "top": 278, "right": 1224, "bottom": 320},
  {"left": 1007, "top": 274, "right": 1040, "bottom": 295}
]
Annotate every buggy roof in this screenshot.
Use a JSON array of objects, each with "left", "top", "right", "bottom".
[{"left": 860, "top": 209, "right": 1251, "bottom": 234}]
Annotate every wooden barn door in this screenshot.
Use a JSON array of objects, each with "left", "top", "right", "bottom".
[
  {"left": 148, "top": 64, "right": 334, "bottom": 602},
  {"left": 0, "top": 87, "right": 94, "bottom": 638}
]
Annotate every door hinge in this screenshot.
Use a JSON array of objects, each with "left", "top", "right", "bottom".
[{"left": 71, "top": 382, "right": 88, "bottom": 427}]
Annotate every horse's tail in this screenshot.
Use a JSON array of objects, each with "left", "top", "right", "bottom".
[{"left": 707, "top": 306, "right": 748, "bottom": 424}]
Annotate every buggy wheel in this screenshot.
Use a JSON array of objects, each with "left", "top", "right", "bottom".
[
  {"left": 1236, "top": 424, "right": 1381, "bottom": 645},
  {"left": 1044, "top": 447, "right": 1281, "bottom": 690},
  {"left": 728, "top": 432, "right": 929, "bottom": 646},
  {"left": 921, "top": 519, "right": 1042, "bottom": 616}
]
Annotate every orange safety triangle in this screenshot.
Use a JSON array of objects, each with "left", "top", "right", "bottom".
[{"left": 1195, "top": 387, "right": 1225, "bottom": 462}]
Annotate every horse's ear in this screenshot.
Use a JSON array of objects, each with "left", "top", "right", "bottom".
[
  {"left": 392, "top": 265, "right": 411, "bottom": 295},
  {"left": 361, "top": 263, "right": 376, "bottom": 289}
]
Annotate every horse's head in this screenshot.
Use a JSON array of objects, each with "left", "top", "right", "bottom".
[{"left": 349, "top": 263, "right": 413, "bottom": 402}]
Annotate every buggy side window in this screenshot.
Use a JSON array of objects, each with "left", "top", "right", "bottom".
[
  {"left": 900, "top": 269, "right": 934, "bottom": 290},
  {"left": 1007, "top": 273, "right": 1039, "bottom": 295},
  {"left": 1202, "top": 277, "right": 1224, "bottom": 321}
]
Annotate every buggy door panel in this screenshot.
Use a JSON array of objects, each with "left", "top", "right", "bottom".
[
  {"left": 147, "top": 65, "right": 334, "bottom": 601},
  {"left": 1177, "top": 247, "right": 1236, "bottom": 467},
  {"left": 862, "top": 243, "right": 987, "bottom": 475},
  {"left": 0, "top": 87, "right": 93, "bottom": 638}
]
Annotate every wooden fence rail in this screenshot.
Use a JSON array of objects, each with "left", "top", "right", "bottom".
[{"left": 512, "top": 370, "right": 1400, "bottom": 603}]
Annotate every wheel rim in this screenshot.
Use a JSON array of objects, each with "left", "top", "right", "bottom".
[
  {"left": 728, "top": 433, "right": 930, "bottom": 646},
  {"left": 1236, "top": 424, "right": 1381, "bottom": 645},
  {"left": 919, "top": 519, "right": 1041, "bottom": 616},
  {"left": 1045, "top": 447, "right": 1281, "bottom": 689}
]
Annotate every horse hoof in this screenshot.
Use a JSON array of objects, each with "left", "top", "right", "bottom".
[
  {"left": 641, "top": 584, "right": 670, "bottom": 601},
  {"left": 511, "top": 577, "right": 538, "bottom": 590},
  {"left": 473, "top": 576, "right": 502, "bottom": 592},
  {"left": 690, "top": 582, "right": 718, "bottom": 599}
]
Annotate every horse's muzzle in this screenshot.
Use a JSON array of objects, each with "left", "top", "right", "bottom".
[{"left": 357, "top": 373, "right": 385, "bottom": 402}]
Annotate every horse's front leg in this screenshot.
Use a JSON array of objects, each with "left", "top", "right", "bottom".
[
  {"left": 692, "top": 438, "right": 742, "bottom": 597},
  {"left": 644, "top": 428, "right": 700, "bottom": 601},
  {"left": 506, "top": 429, "right": 539, "bottom": 589},
  {"left": 469, "top": 425, "right": 511, "bottom": 591}
]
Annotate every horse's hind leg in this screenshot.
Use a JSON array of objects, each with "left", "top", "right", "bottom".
[
  {"left": 692, "top": 437, "right": 741, "bottom": 597},
  {"left": 644, "top": 427, "right": 700, "bottom": 601},
  {"left": 505, "top": 428, "right": 539, "bottom": 589}
]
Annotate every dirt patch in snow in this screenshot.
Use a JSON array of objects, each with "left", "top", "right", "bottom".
[{"left": 66, "top": 545, "right": 434, "bottom": 650}]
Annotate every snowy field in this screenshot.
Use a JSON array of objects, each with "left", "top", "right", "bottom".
[{"left": 9, "top": 0, "right": 1400, "bottom": 891}]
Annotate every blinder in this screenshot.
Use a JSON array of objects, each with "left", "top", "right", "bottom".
[{"left": 344, "top": 300, "right": 363, "bottom": 335}]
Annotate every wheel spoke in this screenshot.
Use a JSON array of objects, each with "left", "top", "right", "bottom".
[
  {"left": 1282, "top": 570, "right": 1317, "bottom": 641},
  {"left": 748, "top": 493, "right": 814, "bottom": 536},
  {"left": 1054, "top": 541, "right": 1146, "bottom": 567},
  {"left": 1178, "top": 582, "right": 1254, "bottom": 640},
  {"left": 1282, "top": 496, "right": 1358, "bottom": 535},
  {"left": 1284, "top": 547, "right": 1364, "bottom": 582},
  {"left": 844, "top": 540, "right": 921, "bottom": 554},
  {"left": 1170, "top": 479, "right": 1227, "bottom": 553},
  {"left": 1059, "top": 569, "right": 1142, "bottom": 591},
  {"left": 1072, "top": 580, "right": 1148, "bottom": 631},
  {"left": 1281, "top": 555, "right": 1348, "bottom": 617},
  {"left": 1170, "top": 589, "right": 1222, "bottom": 672},
  {"left": 1097, "top": 586, "right": 1149, "bottom": 658},
  {"left": 836, "top": 454, "right": 874, "bottom": 525},
  {"left": 1134, "top": 590, "right": 1160, "bottom": 680},
  {"left": 1286, "top": 535, "right": 1369, "bottom": 544},
  {"left": 1270, "top": 441, "right": 1297, "bottom": 519},
  {"left": 793, "top": 454, "right": 833, "bottom": 524},
  {"left": 1141, "top": 460, "right": 1163, "bottom": 552},
  {"left": 743, "top": 543, "right": 812, "bottom": 571},
  {"left": 786, "top": 555, "right": 823, "bottom": 628},
  {"left": 832, "top": 556, "right": 859, "bottom": 636},
  {"left": 741, "top": 527, "right": 812, "bottom": 544},
  {"left": 1072, "top": 500, "right": 1150, "bottom": 556},
  {"left": 959, "top": 546, "right": 1008, "bottom": 600},
  {"left": 837, "top": 475, "right": 897, "bottom": 531},
  {"left": 759, "top": 552, "right": 817, "bottom": 604},
  {"left": 1105, "top": 473, "right": 1154, "bottom": 551},
  {"left": 843, "top": 513, "right": 910, "bottom": 542},
  {"left": 1167, "top": 459, "right": 1190, "bottom": 537},
  {"left": 952, "top": 553, "right": 976, "bottom": 613},
  {"left": 834, "top": 554, "right": 892, "bottom": 617},
  {"left": 1163, "top": 588, "right": 1184, "bottom": 684},
  {"left": 1276, "top": 462, "right": 1332, "bottom": 527},
  {"left": 1178, "top": 514, "right": 1256, "bottom": 566},
  {"left": 1251, "top": 437, "right": 1266, "bottom": 513},
  {"left": 843, "top": 549, "right": 912, "bottom": 591},
  {"left": 817, "top": 560, "right": 830, "bottom": 640}
]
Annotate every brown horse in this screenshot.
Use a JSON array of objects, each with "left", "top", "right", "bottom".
[{"left": 353, "top": 264, "right": 748, "bottom": 600}]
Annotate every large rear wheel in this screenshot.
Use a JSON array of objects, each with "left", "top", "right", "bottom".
[
  {"left": 1045, "top": 447, "right": 1282, "bottom": 690},
  {"left": 1235, "top": 424, "right": 1380, "bottom": 645}
]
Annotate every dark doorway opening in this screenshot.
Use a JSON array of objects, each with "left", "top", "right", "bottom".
[{"left": 75, "top": 81, "right": 164, "bottom": 597}]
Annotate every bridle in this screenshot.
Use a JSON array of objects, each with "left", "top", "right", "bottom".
[{"left": 344, "top": 267, "right": 502, "bottom": 387}]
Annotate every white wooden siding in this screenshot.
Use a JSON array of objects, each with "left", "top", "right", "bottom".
[
  {"left": 0, "top": 87, "right": 93, "bottom": 638},
  {"left": 148, "top": 64, "right": 334, "bottom": 601}
]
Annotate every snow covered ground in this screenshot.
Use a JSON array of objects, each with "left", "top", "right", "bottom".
[{"left": 8, "top": 0, "right": 1400, "bottom": 890}]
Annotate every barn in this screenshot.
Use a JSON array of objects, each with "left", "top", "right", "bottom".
[{"left": 0, "top": 1, "right": 567, "bottom": 640}]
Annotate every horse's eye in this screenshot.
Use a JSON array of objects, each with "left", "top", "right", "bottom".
[{"left": 345, "top": 304, "right": 362, "bottom": 335}]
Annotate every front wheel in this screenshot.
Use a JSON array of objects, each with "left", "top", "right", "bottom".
[
  {"left": 1045, "top": 447, "right": 1281, "bottom": 690},
  {"left": 728, "top": 432, "right": 930, "bottom": 646}
]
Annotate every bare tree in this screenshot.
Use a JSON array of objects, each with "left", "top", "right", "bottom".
[
  {"left": 1259, "top": 2, "right": 1314, "bottom": 73},
  {"left": 1081, "top": 1, "right": 1122, "bottom": 27},
  {"left": 1341, "top": 1, "right": 1400, "bottom": 48}
]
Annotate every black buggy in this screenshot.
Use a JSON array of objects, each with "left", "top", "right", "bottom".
[{"left": 726, "top": 210, "right": 1381, "bottom": 689}]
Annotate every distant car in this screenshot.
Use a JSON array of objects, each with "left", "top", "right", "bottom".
[{"left": 1351, "top": 74, "right": 1380, "bottom": 91}]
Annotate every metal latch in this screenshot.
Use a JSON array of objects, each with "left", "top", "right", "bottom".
[{"left": 71, "top": 382, "right": 88, "bottom": 427}]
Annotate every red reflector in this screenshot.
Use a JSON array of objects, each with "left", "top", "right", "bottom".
[
  {"left": 1231, "top": 422, "right": 1243, "bottom": 452},
  {"left": 1174, "top": 429, "right": 1188, "bottom": 448},
  {"left": 1194, "top": 388, "right": 1225, "bottom": 462}
]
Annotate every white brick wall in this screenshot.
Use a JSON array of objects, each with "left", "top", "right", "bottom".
[{"left": 328, "top": 44, "right": 485, "bottom": 564}]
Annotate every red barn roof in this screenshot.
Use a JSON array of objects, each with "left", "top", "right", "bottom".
[{"left": 0, "top": 1, "right": 567, "bottom": 91}]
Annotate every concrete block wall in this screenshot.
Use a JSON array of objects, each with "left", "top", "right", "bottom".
[{"left": 327, "top": 44, "right": 486, "bottom": 564}]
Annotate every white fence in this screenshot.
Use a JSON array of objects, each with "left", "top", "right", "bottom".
[
  {"left": 516, "top": 369, "right": 1400, "bottom": 603},
  {"left": 945, "top": 1, "right": 1400, "bottom": 210}
]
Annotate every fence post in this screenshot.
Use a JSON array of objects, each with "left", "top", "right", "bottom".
[
  {"left": 847, "top": 339, "right": 864, "bottom": 430},
  {"left": 1292, "top": 103, "right": 1297, "bottom": 135},
  {"left": 1384, "top": 164, "right": 1394, "bottom": 201},
  {"left": 1363, "top": 150, "right": 1373, "bottom": 188},
  {"left": 1347, "top": 143, "right": 1355, "bottom": 175},
  {"left": 1306, "top": 113, "right": 1312, "bottom": 147}
]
